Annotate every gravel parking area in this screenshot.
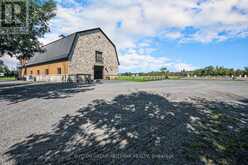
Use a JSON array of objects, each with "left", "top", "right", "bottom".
[{"left": 0, "top": 80, "right": 248, "bottom": 164}]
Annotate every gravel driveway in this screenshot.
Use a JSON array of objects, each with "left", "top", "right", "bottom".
[{"left": 0, "top": 80, "right": 248, "bottom": 164}]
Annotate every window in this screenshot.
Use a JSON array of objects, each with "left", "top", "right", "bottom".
[
  {"left": 95, "top": 51, "right": 103, "bottom": 63},
  {"left": 37, "top": 70, "right": 40, "bottom": 75},
  {"left": 30, "top": 70, "right": 33, "bottom": 75},
  {"left": 57, "top": 68, "right": 62, "bottom": 74},
  {"left": 24, "top": 69, "right": 27, "bottom": 75},
  {"left": 45, "top": 69, "right": 49, "bottom": 75}
]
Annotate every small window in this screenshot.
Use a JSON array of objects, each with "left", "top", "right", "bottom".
[
  {"left": 57, "top": 68, "right": 62, "bottom": 74},
  {"left": 30, "top": 70, "right": 33, "bottom": 75},
  {"left": 95, "top": 51, "right": 103, "bottom": 63},
  {"left": 45, "top": 69, "right": 49, "bottom": 75},
  {"left": 37, "top": 70, "right": 40, "bottom": 75}
]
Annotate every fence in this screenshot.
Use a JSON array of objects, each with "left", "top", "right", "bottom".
[
  {"left": 25, "top": 74, "right": 92, "bottom": 83},
  {"left": 117, "top": 76, "right": 168, "bottom": 81},
  {"left": 182, "top": 76, "right": 248, "bottom": 81}
]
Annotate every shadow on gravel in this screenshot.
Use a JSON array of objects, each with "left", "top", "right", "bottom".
[
  {"left": 0, "top": 83, "right": 95, "bottom": 103},
  {"left": 5, "top": 92, "right": 248, "bottom": 165}
]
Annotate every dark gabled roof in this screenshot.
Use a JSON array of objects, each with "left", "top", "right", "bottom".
[
  {"left": 26, "top": 28, "right": 119, "bottom": 67},
  {"left": 27, "top": 33, "right": 76, "bottom": 66}
]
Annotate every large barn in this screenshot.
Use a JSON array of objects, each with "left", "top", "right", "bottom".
[{"left": 20, "top": 28, "right": 119, "bottom": 82}]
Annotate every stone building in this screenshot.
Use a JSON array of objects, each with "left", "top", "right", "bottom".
[{"left": 20, "top": 28, "right": 119, "bottom": 82}]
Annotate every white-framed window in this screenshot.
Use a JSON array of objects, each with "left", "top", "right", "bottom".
[{"left": 95, "top": 51, "right": 103, "bottom": 63}]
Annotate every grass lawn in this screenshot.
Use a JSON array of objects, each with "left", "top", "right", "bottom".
[
  {"left": 168, "top": 76, "right": 182, "bottom": 80},
  {"left": 0, "top": 77, "right": 16, "bottom": 81},
  {"left": 117, "top": 76, "right": 182, "bottom": 82},
  {"left": 117, "top": 76, "right": 168, "bottom": 82}
]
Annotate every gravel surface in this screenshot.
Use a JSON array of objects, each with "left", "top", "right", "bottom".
[{"left": 0, "top": 80, "right": 248, "bottom": 164}]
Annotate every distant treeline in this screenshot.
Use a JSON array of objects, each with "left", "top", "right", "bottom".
[
  {"left": 183, "top": 66, "right": 248, "bottom": 77},
  {"left": 120, "top": 66, "right": 248, "bottom": 77},
  {"left": 0, "top": 63, "right": 18, "bottom": 77}
]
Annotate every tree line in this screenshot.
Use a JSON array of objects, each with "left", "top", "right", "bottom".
[
  {"left": 120, "top": 66, "right": 248, "bottom": 77},
  {"left": 182, "top": 66, "right": 248, "bottom": 77},
  {"left": 0, "top": 63, "right": 18, "bottom": 77}
]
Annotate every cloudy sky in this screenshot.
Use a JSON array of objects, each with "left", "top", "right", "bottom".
[{"left": 2, "top": 0, "right": 248, "bottom": 72}]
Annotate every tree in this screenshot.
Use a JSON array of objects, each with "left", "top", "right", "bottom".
[
  {"left": 217, "top": 66, "right": 225, "bottom": 76},
  {"left": 160, "top": 67, "right": 169, "bottom": 77},
  {"left": 160, "top": 67, "right": 168, "bottom": 73},
  {"left": 0, "top": 64, "right": 10, "bottom": 74},
  {"left": 244, "top": 67, "right": 248, "bottom": 75},
  {"left": 0, "top": 0, "right": 56, "bottom": 59},
  {"left": 235, "top": 69, "right": 243, "bottom": 76},
  {"left": 204, "top": 66, "right": 214, "bottom": 76}
]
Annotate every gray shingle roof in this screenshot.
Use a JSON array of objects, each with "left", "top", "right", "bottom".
[
  {"left": 26, "top": 33, "right": 76, "bottom": 66},
  {"left": 26, "top": 28, "right": 119, "bottom": 66}
]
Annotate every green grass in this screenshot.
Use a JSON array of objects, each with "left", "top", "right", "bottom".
[
  {"left": 0, "top": 76, "right": 16, "bottom": 81},
  {"left": 168, "top": 76, "right": 182, "bottom": 80},
  {"left": 116, "top": 75, "right": 182, "bottom": 82},
  {"left": 116, "top": 76, "right": 168, "bottom": 82}
]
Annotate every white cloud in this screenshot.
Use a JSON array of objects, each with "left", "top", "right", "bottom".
[
  {"left": 140, "top": 0, "right": 194, "bottom": 28},
  {"left": 174, "top": 63, "right": 194, "bottom": 71},
  {"left": 37, "top": 0, "right": 248, "bottom": 72},
  {"left": 39, "top": 32, "right": 62, "bottom": 45},
  {"left": 41, "top": 0, "right": 248, "bottom": 46},
  {"left": 163, "top": 31, "right": 182, "bottom": 40},
  {"left": 119, "top": 45, "right": 194, "bottom": 72},
  {"left": 119, "top": 52, "right": 172, "bottom": 73},
  {"left": 119, "top": 52, "right": 195, "bottom": 72},
  {"left": 0, "top": 55, "right": 18, "bottom": 70}
]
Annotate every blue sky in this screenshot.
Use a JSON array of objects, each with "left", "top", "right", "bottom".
[
  {"left": 2, "top": 0, "right": 248, "bottom": 72},
  {"left": 154, "top": 37, "right": 248, "bottom": 70}
]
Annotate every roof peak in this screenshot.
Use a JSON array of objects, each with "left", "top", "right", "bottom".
[
  {"left": 41, "top": 27, "right": 102, "bottom": 48},
  {"left": 26, "top": 27, "right": 120, "bottom": 67}
]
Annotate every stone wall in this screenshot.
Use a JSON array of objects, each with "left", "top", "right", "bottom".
[{"left": 68, "top": 30, "right": 119, "bottom": 79}]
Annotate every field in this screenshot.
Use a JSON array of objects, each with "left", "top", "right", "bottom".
[
  {"left": 117, "top": 75, "right": 176, "bottom": 82},
  {"left": 0, "top": 80, "right": 248, "bottom": 164},
  {"left": 0, "top": 77, "right": 16, "bottom": 81}
]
